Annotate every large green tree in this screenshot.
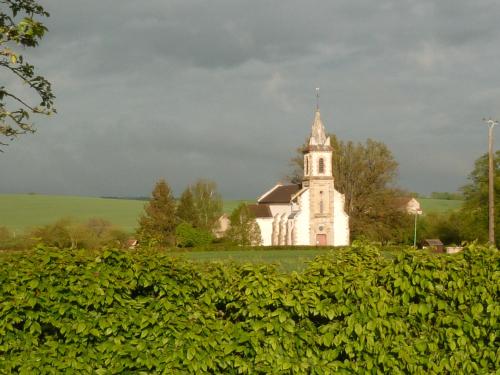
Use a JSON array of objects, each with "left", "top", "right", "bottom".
[
  {"left": 137, "top": 179, "right": 177, "bottom": 247},
  {"left": 290, "top": 134, "right": 411, "bottom": 243},
  {"left": 191, "top": 179, "right": 223, "bottom": 231},
  {"left": 226, "top": 203, "right": 262, "bottom": 246},
  {"left": 459, "top": 151, "right": 500, "bottom": 245},
  {"left": 175, "top": 187, "right": 197, "bottom": 225},
  {"left": 1, "top": 0, "right": 55, "bottom": 149}
]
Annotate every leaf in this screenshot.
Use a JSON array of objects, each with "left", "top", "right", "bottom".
[
  {"left": 354, "top": 324, "right": 363, "bottom": 337},
  {"left": 186, "top": 347, "right": 196, "bottom": 361},
  {"left": 471, "top": 303, "right": 483, "bottom": 318}
]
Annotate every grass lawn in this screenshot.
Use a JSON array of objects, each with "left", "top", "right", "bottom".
[
  {"left": 0, "top": 194, "right": 144, "bottom": 233},
  {"left": 171, "top": 249, "right": 336, "bottom": 272}
]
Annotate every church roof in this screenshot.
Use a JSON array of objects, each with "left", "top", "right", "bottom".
[
  {"left": 258, "top": 184, "right": 301, "bottom": 204},
  {"left": 247, "top": 204, "right": 273, "bottom": 218}
]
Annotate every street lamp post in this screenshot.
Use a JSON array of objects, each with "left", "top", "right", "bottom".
[
  {"left": 483, "top": 118, "right": 498, "bottom": 245},
  {"left": 413, "top": 209, "right": 422, "bottom": 248}
]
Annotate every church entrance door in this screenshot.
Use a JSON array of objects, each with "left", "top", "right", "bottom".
[{"left": 316, "top": 234, "right": 327, "bottom": 246}]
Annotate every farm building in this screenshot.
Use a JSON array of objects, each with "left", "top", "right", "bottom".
[
  {"left": 248, "top": 108, "right": 349, "bottom": 246},
  {"left": 422, "top": 239, "right": 444, "bottom": 253}
]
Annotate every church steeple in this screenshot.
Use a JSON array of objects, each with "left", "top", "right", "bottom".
[
  {"left": 303, "top": 90, "right": 333, "bottom": 181},
  {"left": 309, "top": 110, "right": 329, "bottom": 146},
  {"left": 308, "top": 88, "right": 331, "bottom": 147}
]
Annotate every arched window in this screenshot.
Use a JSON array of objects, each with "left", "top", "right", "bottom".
[
  {"left": 305, "top": 157, "right": 309, "bottom": 175},
  {"left": 319, "top": 158, "right": 324, "bottom": 174},
  {"left": 319, "top": 191, "right": 324, "bottom": 214}
]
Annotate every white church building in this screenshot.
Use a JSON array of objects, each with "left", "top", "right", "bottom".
[{"left": 248, "top": 108, "right": 350, "bottom": 246}]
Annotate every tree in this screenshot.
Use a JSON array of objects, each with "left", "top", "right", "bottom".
[
  {"left": 191, "top": 179, "right": 223, "bottom": 231},
  {"left": 226, "top": 203, "right": 262, "bottom": 246},
  {"left": 459, "top": 151, "right": 500, "bottom": 246},
  {"left": 176, "top": 187, "right": 197, "bottom": 226},
  {"left": 418, "top": 212, "right": 462, "bottom": 245},
  {"left": 1, "top": 0, "right": 55, "bottom": 149},
  {"left": 175, "top": 222, "right": 213, "bottom": 248},
  {"left": 137, "top": 179, "right": 177, "bottom": 247},
  {"left": 290, "top": 134, "right": 410, "bottom": 243}
]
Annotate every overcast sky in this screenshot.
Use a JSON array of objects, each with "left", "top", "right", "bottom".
[{"left": 1, "top": 0, "right": 499, "bottom": 199}]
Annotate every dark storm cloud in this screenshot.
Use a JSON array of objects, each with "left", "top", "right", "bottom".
[{"left": 1, "top": 0, "right": 499, "bottom": 198}]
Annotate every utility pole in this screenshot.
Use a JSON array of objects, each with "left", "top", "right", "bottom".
[
  {"left": 483, "top": 118, "right": 498, "bottom": 245},
  {"left": 413, "top": 209, "right": 422, "bottom": 248}
]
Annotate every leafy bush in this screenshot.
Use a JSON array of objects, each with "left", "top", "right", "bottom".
[
  {"left": 29, "top": 218, "right": 129, "bottom": 250},
  {"left": 0, "top": 243, "right": 498, "bottom": 373},
  {"left": 175, "top": 222, "right": 213, "bottom": 247},
  {"left": 0, "top": 218, "right": 129, "bottom": 251}
]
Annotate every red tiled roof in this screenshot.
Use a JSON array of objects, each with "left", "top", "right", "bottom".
[
  {"left": 258, "top": 184, "right": 301, "bottom": 204},
  {"left": 248, "top": 204, "right": 272, "bottom": 218}
]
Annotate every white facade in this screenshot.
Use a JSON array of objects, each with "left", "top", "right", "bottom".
[
  {"left": 333, "top": 190, "right": 349, "bottom": 245},
  {"left": 406, "top": 198, "right": 422, "bottom": 214},
  {"left": 251, "top": 109, "right": 350, "bottom": 246},
  {"left": 256, "top": 218, "right": 273, "bottom": 246}
]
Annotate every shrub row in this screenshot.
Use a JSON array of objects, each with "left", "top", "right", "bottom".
[{"left": 0, "top": 243, "right": 498, "bottom": 373}]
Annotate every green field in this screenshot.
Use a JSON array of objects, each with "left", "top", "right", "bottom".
[
  {"left": 221, "top": 199, "right": 253, "bottom": 214},
  {"left": 0, "top": 195, "right": 252, "bottom": 233},
  {"left": 0, "top": 194, "right": 463, "bottom": 233},
  {"left": 419, "top": 198, "right": 463, "bottom": 214},
  {"left": 0, "top": 194, "right": 145, "bottom": 233}
]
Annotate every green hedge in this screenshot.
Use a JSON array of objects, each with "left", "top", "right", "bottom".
[{"left": 0, "top": 243, "right": 498, "bottom": 373}]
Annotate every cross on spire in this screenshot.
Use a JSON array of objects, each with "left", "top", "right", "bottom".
[{"left": 315, "top": 87, "right": 320, "bottom": 111}]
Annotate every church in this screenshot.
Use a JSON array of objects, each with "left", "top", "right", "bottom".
[{"left": 248, "top": 107, "right": 350, "bottom": 246}]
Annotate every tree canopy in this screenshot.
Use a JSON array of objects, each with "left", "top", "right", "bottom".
[
  {"left": 137, "top": 179, "right": 177, "bottom": 247},
  {"left": 459, "top": 151, "right": 500, "bottom": 245},
  {"left": 176, "top": 187, "right": 197, "bottom": 226},
  {"left": 191, "top": 179, "right": 223, "bottom": 231},
  {"left": 226, "top": 203, "right": 262, "bottom": 246},
  {"left": 0, "top": 0, "right": 55, "bottom": 149}
]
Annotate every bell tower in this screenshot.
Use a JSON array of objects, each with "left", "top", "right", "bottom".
[{"left": 302, "top": 90, "right": 336, "bottom": 245}]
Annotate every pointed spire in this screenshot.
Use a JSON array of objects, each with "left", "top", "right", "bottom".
[
  {"left": 315, "top": 87, "right": 320, "bottom": 111},
  {"left": 308, "top": 88, "right": 331, "bottom": 148},
  {"left": 310, "top": 110, "right": 327, "bottom": 145}
]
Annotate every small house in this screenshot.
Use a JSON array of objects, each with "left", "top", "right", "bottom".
[
  {"left": 394, "top": 197, "right": 422, "bottom": 215},
  {"left": 422, "top": 239, "right": 444, "bottom": 253}
]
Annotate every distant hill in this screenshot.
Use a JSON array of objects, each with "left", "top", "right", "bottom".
[{"left": 0, "top": 194, "right": 462, "bottom": 233}]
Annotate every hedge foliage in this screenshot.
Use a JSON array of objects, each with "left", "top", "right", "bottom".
[{"left": 0, "top": 243, "right": 498, "bottom": 374}]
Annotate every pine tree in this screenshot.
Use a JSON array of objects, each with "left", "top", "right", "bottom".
[
  {"left": 137, "top": 179, "right": 177, "bottom": 247},
  {"left": 176, "top": 187, "right": 198, "bottom": 226}
]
